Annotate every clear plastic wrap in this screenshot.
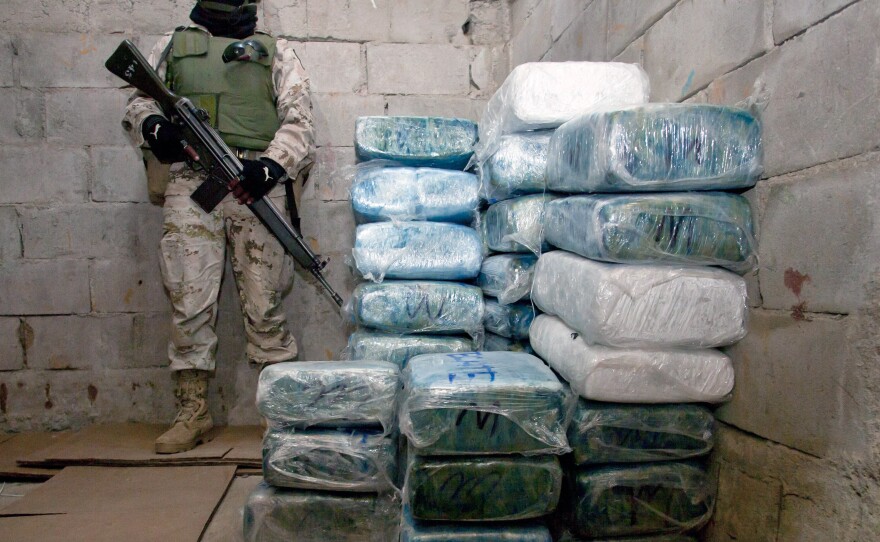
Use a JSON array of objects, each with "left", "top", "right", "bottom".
[
  {"left": 477, "top": 62, "right": 650, "bottom": 159},
  {"left": 558, "top": 532, "right": 697, "bottom": 542},
  {"left": 483, "top": 131, "right": 552, "bottom": 203},
  {"left": 350, "top": 166, "right": 480, "bottom": 224},
  {"left": 399, "top": 351, "right": 572, "bottom": 455},
  {"left": 486, "top": 194, "right": 559, "bottom": 254},
  {"left": 355, "top": 116, "right": 477, "bottom": 170},
  {"left": 478, "top": 211, "right": 491, "bottom": 257},
  {"left": 529, "top": 315, "right": 734, "bottom": 403},
  {"left": 477, "top": 254, "right": 537, "bottom": 304},
  {"left": 353, "top": 222, "right": 483, "bottom": 282},
  {"left": 572, "top": 462, "right": 714, "bottom": 538},
  {"left": 243, "top": 482, "right": 400, "bottom": 542},
  {"left": 544, "top": 193, "right": 757, "bottom": 274},
  {"left": 346, "top": 331, "right": 475, "bottom": 367},
  {"left": 546, "top": 104, "right": 763, "bottom": 193},
  {"left": 401, "top": 512, "right": 553, "bottom": 541},
  {"left": 262, "top": 427, "right": 398, "bottom": 492},
  {"left": 481, "top": 333, "right": 534, "bottom": 355},
  {"left": 531, "top": 251, "right": 748, "bottom": 348},
  {"left": 347, "top": 281, "right": 485, "bottom": 336},
  {"left": 404, "top": 454, "right": 563, "bottom": 521},
  {"left": 484, "top": 300, "right": 535, "bottom": 340},
  {"left": 256, "top": 361, "right": 400, "bottom": 432},
  {"left": 568, "top": 400, "right": 715, "bottom": 465}
]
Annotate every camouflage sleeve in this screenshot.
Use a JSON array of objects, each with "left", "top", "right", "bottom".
[
  {"left": 261, "top": 38, "right": 316, "bottom": 180},
  {"left": 121, "top": 33, "right": 173, "bottom": 147}
]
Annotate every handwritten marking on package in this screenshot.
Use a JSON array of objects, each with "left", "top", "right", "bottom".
[{"left": 446, "top": 352, "right": 497, "bottom": 383}]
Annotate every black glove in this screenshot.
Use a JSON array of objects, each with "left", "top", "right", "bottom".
[
  {"left": 141, "top": 115, "right": 186, "bottom": 164},
  {"left": 233, "top": 157, "right": 286, "bottom": 204}
]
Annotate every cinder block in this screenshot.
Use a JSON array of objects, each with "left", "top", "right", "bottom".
[
  {"left": 90, "top": 256, "right": 169, "bottom": 313},
  {"left": 704, "top": 463, "right": 782, "bottom": 541},
  {"left": 699, "top": 1, "right": 879, "bottom": 177},
  {"left": 773, "top": 0, "right": 858, "bottom": 43},
  {"left": 642, "top": 0, "right": 771, "bottom": 101},
  {"left": 0, "top": 318, "right": 23, "bottom": 371},
  {"left": 509, "top": 0, "right": 552, "bottom": 67},
  {"left": 544, "top": 0, "right": 608, "bottom": 62},
  {"left": 465, "top": 0, "right": 510, "bottom": 46},
  {"left": 262, "top": 0, "right": 308, "bottom": 37},
  {"left": 0, "top": 206, "right": 21, "bottom": 261},
  {"left": 510, "top": 0, "right": 544, "bottom": 39},
  {"left": 0, "top": 89, "right": 45, "bottom": 142},
  {"left": 0, "top": 260, "right": 91, "bottom": 315},
  {"left": 389, "top": 0, "right": 470, "bottom": 44},
  {"left": 17, "top": 33, "right": 127, "bottom": 88},
  {"left": 612, "top": 34, "right": 645, "bottom": 65},
  {"left": 46, "top": 88, "right": 130, "bottom": 146},
  {"left": 218, "top": 359, "right": 262, "bottom": 426},
  {"left": 99, "top": 1, "right": 193, "bottom": 34},
  {"left": 716, "top": 310, "right": 867, "bottom": 458},
  {"left": 298, "top": 41, "right": 363, "bottom": 94},
  {"left": 366, "top": 43, "right": 470, "bottom": 95},
  {"left": 0, "top": 145, "right": 88, "bottom": 204},
  {"left": 470, "top": 45, "right": 508, "bottom": 97},
  {"left": 312, "top": 93, "right": 385, "bottom": 147},
  {"left": 300, "top": 200, "right": 355, "bottom": 255},
  {"left": 757, "top": 153, "right": 880, "bottom": 315},
  {"left": 777, "top": 488, "right": 856, "bottom": 541},
  {"left": 0, "top": 38, "right": 12, "bottom": 87},
  {"left": 304, "top": 146, "right": 357, "bottom": 202},
  {"left": 606, "top": 0, "right": 678, "bottom": 58},
  {"left": 307, "top": 0, "right": 390, "bottom": 42},
  {"left": 550, "top": 0, "right": 589, "bottom": 41},
  {"left": 386, "top": 95, "right": 486, "bottom": 122},
  {"left": 91, "top": 146, "right": 151, "bottom": 203},
  {"left": 21, "top": 204, "right": 163, "bottom": 259}
]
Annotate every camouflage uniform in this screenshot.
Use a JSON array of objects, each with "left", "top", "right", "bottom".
[{"left": 123, "top": 26, "right": 315, "bottom": 371}]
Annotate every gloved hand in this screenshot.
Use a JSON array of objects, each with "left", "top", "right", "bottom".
[
  {"left": 141, "top": 115, "right": 186, "bottom": 164},
  {"left": 231, "top": 157, "right": 286, "bottom": 204}
]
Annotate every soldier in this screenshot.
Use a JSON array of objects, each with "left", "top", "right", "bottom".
[{"left": 122, "top": 0, "right": 314, "bottom": 453}]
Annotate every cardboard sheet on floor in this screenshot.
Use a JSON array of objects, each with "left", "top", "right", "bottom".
[
  {"left": 0, "top": 465, "right": 235, "bottom": 541},
  {"left": 201, "top": 475, "right": 264, "bottom": 542},
  {"left": 0, "top": 432, "right": 70, "bottom": 479}
]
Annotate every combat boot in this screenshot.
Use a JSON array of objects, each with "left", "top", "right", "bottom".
[{"left": 155, "top": 369, "right": 214, "bottom": 454}]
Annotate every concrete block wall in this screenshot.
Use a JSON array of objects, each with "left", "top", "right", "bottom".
[
  {"left": 0, "top": 0, "right": 509, "bottom": 432},
  {"left": 508, "top": 0, "right": 880, "bottom": 539}
]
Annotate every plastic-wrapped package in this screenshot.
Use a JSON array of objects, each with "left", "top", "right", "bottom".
[
  {"left": 256, "top": 361, "right": 400, "bottom": 431},
  {"left": 243, "top": 482, "right": 400, "bottom": 542},
  {"left": 262, "top": 427, "right": 398, "bottom": 492},
  {"left": 346, "top": 331, "right": 474, "bottom": 367},
  {"left": 355, "top": 116, "right": 477, "bottom": 170},
  {"left": 353, "top": 222, "right": 483, "bottom": 281},
  {"left": 351, "top": 166, "right": 480, "bottom": 224},
  {"left": 481, "top": 333, "right": 534, "bottom": 354},
  {"left": 486, "top": 194, "right": 559, "bottom": 254},
  {"left": 483, "top": 131, "right": 552, "bottom": 203},
  {"left": 400, "top": 351, "right": 572, "bottom": 455},
  {"left": 543, "top": 193, "right": 756, "bottom": 273},
  {"left": 405, "top": 454, "right": 563, "bottom": 521},
  {"left": 477, "top": 254, "right": 537, "bottom": 304},
  {"left": 530, "top": 315, "right": 734, "bottom": 403},
  {"left": 547, "top": 104, "right": 762, "bottom": 193},
  {"left": 572, "top": 462, "right": 714, "bottom": 538},
  {"left": 531, "top": 251, "right": 748, "bottom": 348},
  {"left": 478, "top": 211, "right": 491, "bottom": 256},
  {"left": 348, "top": 281, "right": 485, "bottom": 335},
  {"left": 484, "top": 300, "right": 535, "bottom": 340},
  {"left": 401, "top": 512, "right": 553, "bottom": 541},
  {"left": 478, "top": 62, "right": 649, "bottom": 158},
  {"left": 568, "top": 400, "right": 715, "bottom": 465},
  {"left": 558, "top": 533, "right": 696, "bottom": 542}
]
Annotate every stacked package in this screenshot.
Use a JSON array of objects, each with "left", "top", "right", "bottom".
[
  {"left": 347, "top": 116, "right": 484, "bottom": 367},
  {"left": 527, "top": 100, "right": 762, "bottom": 539},
  {"left": 400, "top": 351, "right": 573, "bottom": 539},
  {"left": 244, "top": 361, "right": 401, "bottom": 542}
]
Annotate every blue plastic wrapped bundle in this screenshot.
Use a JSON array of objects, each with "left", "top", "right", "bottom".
[
  {"left": 484, "top": 131, "right": 552, "bottom": 202},
  {"left": 568, "top": 400, "right": 715, "bottom": 465},
  {"left": 400, "top": 351, "right": 572, "bottom": 455},
  {"left": 351, "top": 166, "right": 481, "bottom": 224},
  {"left": 544, "top": 193, "right": 756, "bottom": 273},
  {"left": 546, "top": 104, "right": 763, "bottom": 193},
  {"left": 347, "top": 331, "right": 474, "bottom": 367},
  {"left": 571, "top": 462, "right": 714, "bottom": 538},
  {"left": 355, "top": 116, "right": 478, "bottom": 170},
  {"left": 262, "top": 427, "right": 398, "bottom": 492},
  {"left": 243, "top": 482, "right": 400, "bottom": 542},
  {"left": 484, "top": 300, "right": 535, "bottom": 340},
  {"left": 478, "top": 211, "right": 491, "bottom": 256},
  {"left": 353, "top": 222, "right": 483, "bottom": 281},
  {"left": 486, "top": 194, "right": 559, "bottom": 254},
  {"left": 348, "top": 281, "right": 485, "bottom": 336},
  {"left": 477, "top": 254, "right": 537, "bottom": 304},
  {"left": 405, "top": 454, "right": 563, "bottom": 521},
  {"left": 401, "top": 512, "right": 553, "bottom": 541},
  {"left": 481, "top": 333, "right": 534, "bottom": 354},
  {"left": 256, "top": 361, "right": 400, "bottom": 432}
]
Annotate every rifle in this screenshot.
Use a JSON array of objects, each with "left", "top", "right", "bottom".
[{"left": 105, "top": 39, "right": 343, "bottom": 308}]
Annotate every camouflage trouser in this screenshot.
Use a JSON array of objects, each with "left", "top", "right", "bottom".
[{"left": 160, "top": 167, "right": 296, "bottom": 371}]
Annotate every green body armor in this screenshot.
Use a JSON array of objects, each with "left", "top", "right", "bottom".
[{"left": 167, "top": 28, "right": 279, "bottom": 151}]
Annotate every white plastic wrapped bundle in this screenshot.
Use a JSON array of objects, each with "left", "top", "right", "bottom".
[
  {"left": 478, "top": 62, "right": 649, "bottom": 158},
  {"left": 546, "top": 104, "right": 763, "bottom": 193},
  {"left": 350, "top": 166, "right": 480, "bottom": 224},
  {"left": 486, "top": 194, "right": 559, "bottom": 254},
  {"left": 256, "top": 361, "right": 400, "bottom": 432},
  {"left": 348, "top": 281, "right": 485, "bottom": 336},
  {"left": 531, "top": 251, "right": 748, "bottom": 348},
  {"left": 355, "top": 116, "right": 477, "bottom": 170},
  {"left": 353, "top": 222, "right": 483, "bottom": 281},
  {"left": 477, "top": 254, "right": 537, "bottom": 304},
  {"left": 484, "top": 300, "right": 535, "bottom": 340},
  {"left": 530, "top": 315, "right": 734, "bottom": 403},
  {"left": 346, "top": 331, "right": 474, "bottom": 367},
  {"left": 543, "top": 193, "right": 756, "bottom": 273},
  {"left": 483, "top": 131, "right": 552, "bottom": 203}
]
